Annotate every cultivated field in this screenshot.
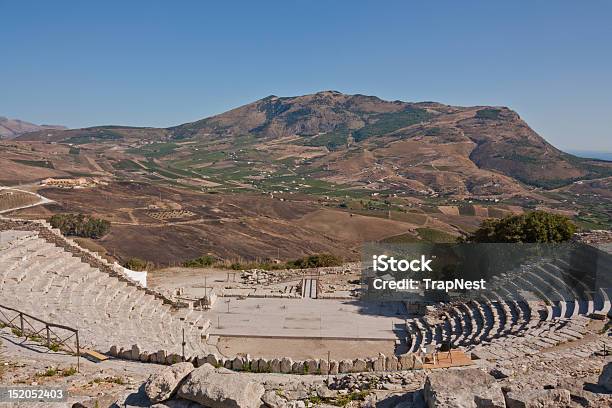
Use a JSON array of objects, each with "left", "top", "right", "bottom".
[
  {"left": 0, "top": 189, "right": 42, "bottom": 212},
  {"left": 5, "top": 181, "right": 473, "bottom": 265}
]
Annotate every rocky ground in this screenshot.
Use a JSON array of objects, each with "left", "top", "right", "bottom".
[
  {"left": 0, "top": 328, "right": 154, "bottom": 407},
  {"left": 2, "top": 324, "right": 610, "bottom": 408}
]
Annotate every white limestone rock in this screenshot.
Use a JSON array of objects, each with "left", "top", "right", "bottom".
[
  {"left": 424, "top": 368, "right": 505, "bottom": 408},
  {"left": 505, "top": 388, "right": 571, "bottom": 408},
  {"left": 261, "top": 390, "right": 287, "bottom": 408},
  {"left": 177, "top": 364, "right": 265, "bottom": 408},
  {"left": 145, "top": 362, "right": 195, "bottom": 403}
]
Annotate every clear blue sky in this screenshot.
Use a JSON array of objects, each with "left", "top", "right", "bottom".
[{"left": 1, "top": 0, "right": 611, "bottom": 151}]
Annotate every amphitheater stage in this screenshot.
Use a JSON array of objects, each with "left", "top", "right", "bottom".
[{"left": 206, "top": 297, "right": 406, "bottom": 340}]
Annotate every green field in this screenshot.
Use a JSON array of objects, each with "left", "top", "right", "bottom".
[
  {"left": 127, "top": 142, "right": 178, "bottom": 158},
  {"left": 13, "top": 159, "right": 54, "bottom": 169}
]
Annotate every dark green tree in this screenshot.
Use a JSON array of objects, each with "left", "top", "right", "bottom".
[
  {"left": 49, "top": 213, "right": 110, "bottom": 239},
  {"left": 125, "top": 258, "right": 152, "bottom": 271},
  {"left": 464, "top": 211, "right": 576, "bottom": 243}
]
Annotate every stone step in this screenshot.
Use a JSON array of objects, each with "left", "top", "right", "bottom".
[
  {"left": 1, "top": 243, "right": 58, "bottom": 284},
  {"left": 594, "top": 288, "right": 611, "bottom": 316},
  {"left": 0, "top": 236, "right": 45, "bottom": 261}
]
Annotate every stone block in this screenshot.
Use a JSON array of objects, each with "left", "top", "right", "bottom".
[
  {"left": 131, "top": 344, "right": 140, "bottom": 360},
  {"left": 270, "top": 358, "right": 281, "bottom": 373},
  {"left": 339, "top": 359, "right": 353, "bottom": 373},
  {"left": 257, "top": 358, "right": 269, "bottom": 372},
  {"left": 166, "top": 353, "right": 182, "bottom": 365},
  {"left": 424, "top": 368, "right": 505, "bottom": 408},
  {"left": 366, "top": 359, "right": 375, "bottom": 371},
  {"left": 329, "top": 360, "right": 339, "bottom": 375},
  {"left": 177, "top": 364, "right": 264, "bottom": 408},
  {"left": 281, "top": 357, "right": 293, "bottom": 373},
  {"left": 374, "top": 354, "right": 386, "bottom": 371},
  {"left": 205, "top": 354, "right": 218, "bottom": 367},
  {"left": 305, "top": 359, "right": 318, "bottom": 374},
  {"left": 145, "top": 362, "right": 195, "bottom": 403},
  {"left": 352, "top": 359, "right": 367, "bottom": 372},
  {"left": 386, "top": 355, "right": 398, "bottom": 371},
  {"left": 139, "top": 351, "right": 150, "bottom": 363},
  {"left": 232, "top": 356, "right": 244, "bottom": 371},
  {"left": 157, "top": 350, "right": 167, "bottom": 364},
  {"left": 398, "top": 354, "right": 412, "bottom": 370},
  {"left": 318, "top": 359, "right": 329, "bottom": 375},
  {"left": 292, "top": 361, "right": 304, "bottom": 374}
]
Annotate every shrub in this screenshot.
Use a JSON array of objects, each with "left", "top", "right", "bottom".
[
  {"left": 62, "top": 366, "right": 77, "bottom": 376},
  {"left": 183, "top": 255, "right": 216, "bottom": 268},
  {"left": 125, "top": 258, "right": 152, "bottom": 271},
  {"left": 37, "top": 368, "right": 58, "bottom": 377},
  {"left": 49, "top": 213, "right": 110, "bottom": 239},
  {"left": 475, "top": 108, "right": 502, "bottom": 120}
]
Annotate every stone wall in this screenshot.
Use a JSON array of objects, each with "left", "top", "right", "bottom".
[{"left": 108, "top": 345, "right": 423, "bottom": 374}]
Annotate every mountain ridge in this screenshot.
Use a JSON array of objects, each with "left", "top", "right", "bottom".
[
  {"left": 14, "top": 91, "right": 612, "bottom": 191},
  {"left": 0, "top": 116, "right": 66, "bottom": 139}
]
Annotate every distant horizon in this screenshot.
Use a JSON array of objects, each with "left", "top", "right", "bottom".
[
  {"left": 1, "top": 1, "right": 611, "bottom": 151},
  {"left": 566, "top": 150, "right": 612, "bottom": 161}
]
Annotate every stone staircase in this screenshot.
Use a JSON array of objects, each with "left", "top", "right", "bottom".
[
  {"left": 468, "top": 315, "right": 592, "bottom": 360},
  {"left": 403, "top": 250, "right": 611, "bottom": 358},
  {"left": 0, "top": 223, "right": 211, "bottom": 361}
]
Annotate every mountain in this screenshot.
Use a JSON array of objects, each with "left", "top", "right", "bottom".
[
  {"left": 15, "top": 91, "right": 612, "bottom": 193},
  {"left": 5, "top": 92, "right": 611, "bottom": 260},
  {"left": 0, "top": 116, "right": 66, "bottom": 139}
]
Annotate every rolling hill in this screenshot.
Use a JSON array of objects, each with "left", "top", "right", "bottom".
[{"left": 0, "top": 116, "right": 66, "bottom": 139}]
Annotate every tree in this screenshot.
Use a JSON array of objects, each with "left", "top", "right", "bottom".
[
  {"left": 49, "top": 213, "right": 110, "bottom": 239},
  {"left": 464, "top": 211, "right": 576, "bottom": 243},
  {"left": 286, "top": 253, "right": 343, "bottom": 269}
]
